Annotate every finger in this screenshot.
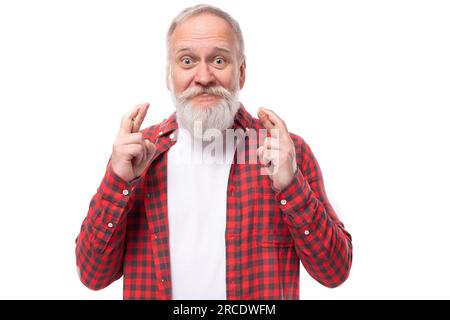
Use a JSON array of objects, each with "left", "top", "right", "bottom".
[
  {"left": 261, "top": 150, "right": 271, "bottom": 166},
  {"left": 122, "top": 144, "right": 145, "bottom": 161},
  {"left": 132, "top": 103, "right": 150, "bottom": 133},
  {"left": 257, "top": 146, "right": 266, "bottom": 164},
  {"left": 119, "top": 105, "right": 141, "bottom": 136},
  {"left": 258, "top": 108, "right": 281, "bottom": 138},
  {"left": 115, "top": 133, "right": 146, "bottom": 166},
  {"left": 133, "top": 140, "right": 156, "bottom": 176},
  {"left": 264, "top": 137, "right": 280, "bottom": 150},
  {"left": 136, "top": 137, "right": 148, "bottom": 165},
  {"left": 259, "top": 107, "right": 289, "bottom": 138},
  {"left": 258, "top": 146, "right": 279, "bottom": 166},
  {"left": 119, "top": 103, "right": 147, "bottom": 136},
  {"left": 259, "top": 107, "right": 285, "bottom": 128},
  {"left": 258, "top": 108, "right": 276, "bottom": 130},
  {"left": 144, "top": 139, "right": 156, "bottom": 161},
  {"left": 266, "top": 149, "right": 280, "bottom": 166},
  {"left": 116, "top": 132, "right": 145, "bottom": 145}
]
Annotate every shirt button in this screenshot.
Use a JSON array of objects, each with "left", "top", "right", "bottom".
[
  {"left": 280, "top": 199, "right": 287, "bottom": 205},
  {"left": 152, "top": 234, "right": 158, "bottom": 240},
  {"left": 169, "top": 133, "right": 175, "bottom": 140},
  {"left": 107, "top": 222, "right": 114, "bottom": 228},
  {"left": 304, "top": 230, "right": 310, "bottom": 236},
  {"left": 122, "top": 189, "right": 129, "bottom": 196},
  {"left": 158, "top": 131, "right": 163, "bottom": 136}
]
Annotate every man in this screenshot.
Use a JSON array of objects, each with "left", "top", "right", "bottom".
[{"left": 75, "top": 4, "right": 352, "bottom": 300}]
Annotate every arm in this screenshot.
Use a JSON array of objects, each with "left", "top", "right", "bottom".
[
  {"left": 275, "top": 139, "right": 352, "bottom": 288},
  {"left": 257, "top": 107, "right": 352, "bottom": 288},
  {"left": 75, "top": 163, "right": 140, "bottom": 290},
  {"left": 75, "top": 103, "right": 155, "bottom": 290}
]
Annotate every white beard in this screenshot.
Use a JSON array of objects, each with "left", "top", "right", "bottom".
[{"left": 169, "top": 78, "right": 241, "bottom": 140}]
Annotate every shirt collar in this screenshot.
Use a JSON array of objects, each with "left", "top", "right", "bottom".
[{"left": 233, "top": 103, "right": 254, "bottom": 131}]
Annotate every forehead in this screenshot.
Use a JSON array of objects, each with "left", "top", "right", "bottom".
[{"left": 170, "top": 13, "right": 237, "bottom": 53}]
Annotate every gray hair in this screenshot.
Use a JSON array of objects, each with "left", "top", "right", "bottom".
[{"left": 166, "top": 4, "right": 245, "bottom": 59}]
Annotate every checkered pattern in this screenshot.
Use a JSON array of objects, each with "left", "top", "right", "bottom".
[{"left": 75, "top": 105, "right": 352, "bottom": 299}]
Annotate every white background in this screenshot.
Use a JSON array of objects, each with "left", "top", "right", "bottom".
[{"left": 0, "top": 0, "right": 449, "bottom": 299}]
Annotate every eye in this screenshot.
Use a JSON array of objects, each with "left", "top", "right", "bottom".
[
  {"left": 181, "top": 57, "right": 193, "bottom": 65},
  {"left": 214, "top": 57, "right": 225, "bottom": 65}
]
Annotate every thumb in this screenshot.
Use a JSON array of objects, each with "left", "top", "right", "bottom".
[
  {"left": 144, "top": 139, "right": 156, "bottom": 161},
  {"left": 258, "top": 108, "right": 275, "bottom": 129}
]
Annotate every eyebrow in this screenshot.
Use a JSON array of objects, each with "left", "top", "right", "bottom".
[{"left": 175, "top": 46, "right": 232, "bottom": 55}]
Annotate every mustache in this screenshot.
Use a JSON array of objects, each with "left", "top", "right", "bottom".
[{"left": 176, "top": 86, "right": 232, "bottom": 104}]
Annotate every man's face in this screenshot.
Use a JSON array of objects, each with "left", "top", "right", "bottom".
[{"left": 167, "top": 13, "right": 246, "bottom": 109}]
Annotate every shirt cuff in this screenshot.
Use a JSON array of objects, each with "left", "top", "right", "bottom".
[
  {"left": 274, "top": 169, "right": 316, "bottom": 226},
  {"left": 98, "top": 163, "right": 142, "bottom": 208}
]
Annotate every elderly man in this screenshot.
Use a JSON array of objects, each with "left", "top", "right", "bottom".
[{"left": 75, "top": 4, "right": 352, "bottom": 300}]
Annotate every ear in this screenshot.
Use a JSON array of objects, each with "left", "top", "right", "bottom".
[
  {"left": 166, "top": 63, "right": 171, "bottom": 91},
  {"left": 239, "top": 56, "right": 246, "bottom": 90}
]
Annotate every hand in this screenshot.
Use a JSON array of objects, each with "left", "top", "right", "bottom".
[
  {"left": 111, "top": 103, "right": 156, "bottom": 182},
  {"left": 257, "top": 107, "right": 297, "bottom": 191}
]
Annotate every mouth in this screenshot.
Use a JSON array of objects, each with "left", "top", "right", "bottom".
[
  {"left": 192, "top": 93, "right": 220, "bottom": 102},
  {"left": 198, "top": 93, "right": 216, "bottom": 98}
]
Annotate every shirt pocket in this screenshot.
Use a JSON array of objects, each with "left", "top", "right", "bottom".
[{"left": 258, "top": 234, "right": 294, "bottom": 248}]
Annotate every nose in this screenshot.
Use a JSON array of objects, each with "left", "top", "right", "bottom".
[{"left": 194, "top": 62, "right": 216, "bottom": 87}]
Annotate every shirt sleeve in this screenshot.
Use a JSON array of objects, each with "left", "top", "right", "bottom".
[
  {"left": 274, "top": 138, "right": 353, "bottom": 288},
  {"left": 75, "top": 161, "right": 141, "bottom": 290}
]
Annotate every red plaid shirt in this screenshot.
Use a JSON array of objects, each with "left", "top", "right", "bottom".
[{"left": 75, "top": 105, "right": 352, "bottom": 299}]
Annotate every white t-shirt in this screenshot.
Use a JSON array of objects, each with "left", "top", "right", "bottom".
[{"left": 167, "top": 126, "right": 235, "bottom": 300}]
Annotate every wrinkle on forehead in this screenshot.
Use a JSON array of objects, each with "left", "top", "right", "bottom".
[
  {"left": 170, "top": 13, "right": 238, "bottom": 56},
  {"left": 174, "top": 44, "right": 232, "bottom": 55}
]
